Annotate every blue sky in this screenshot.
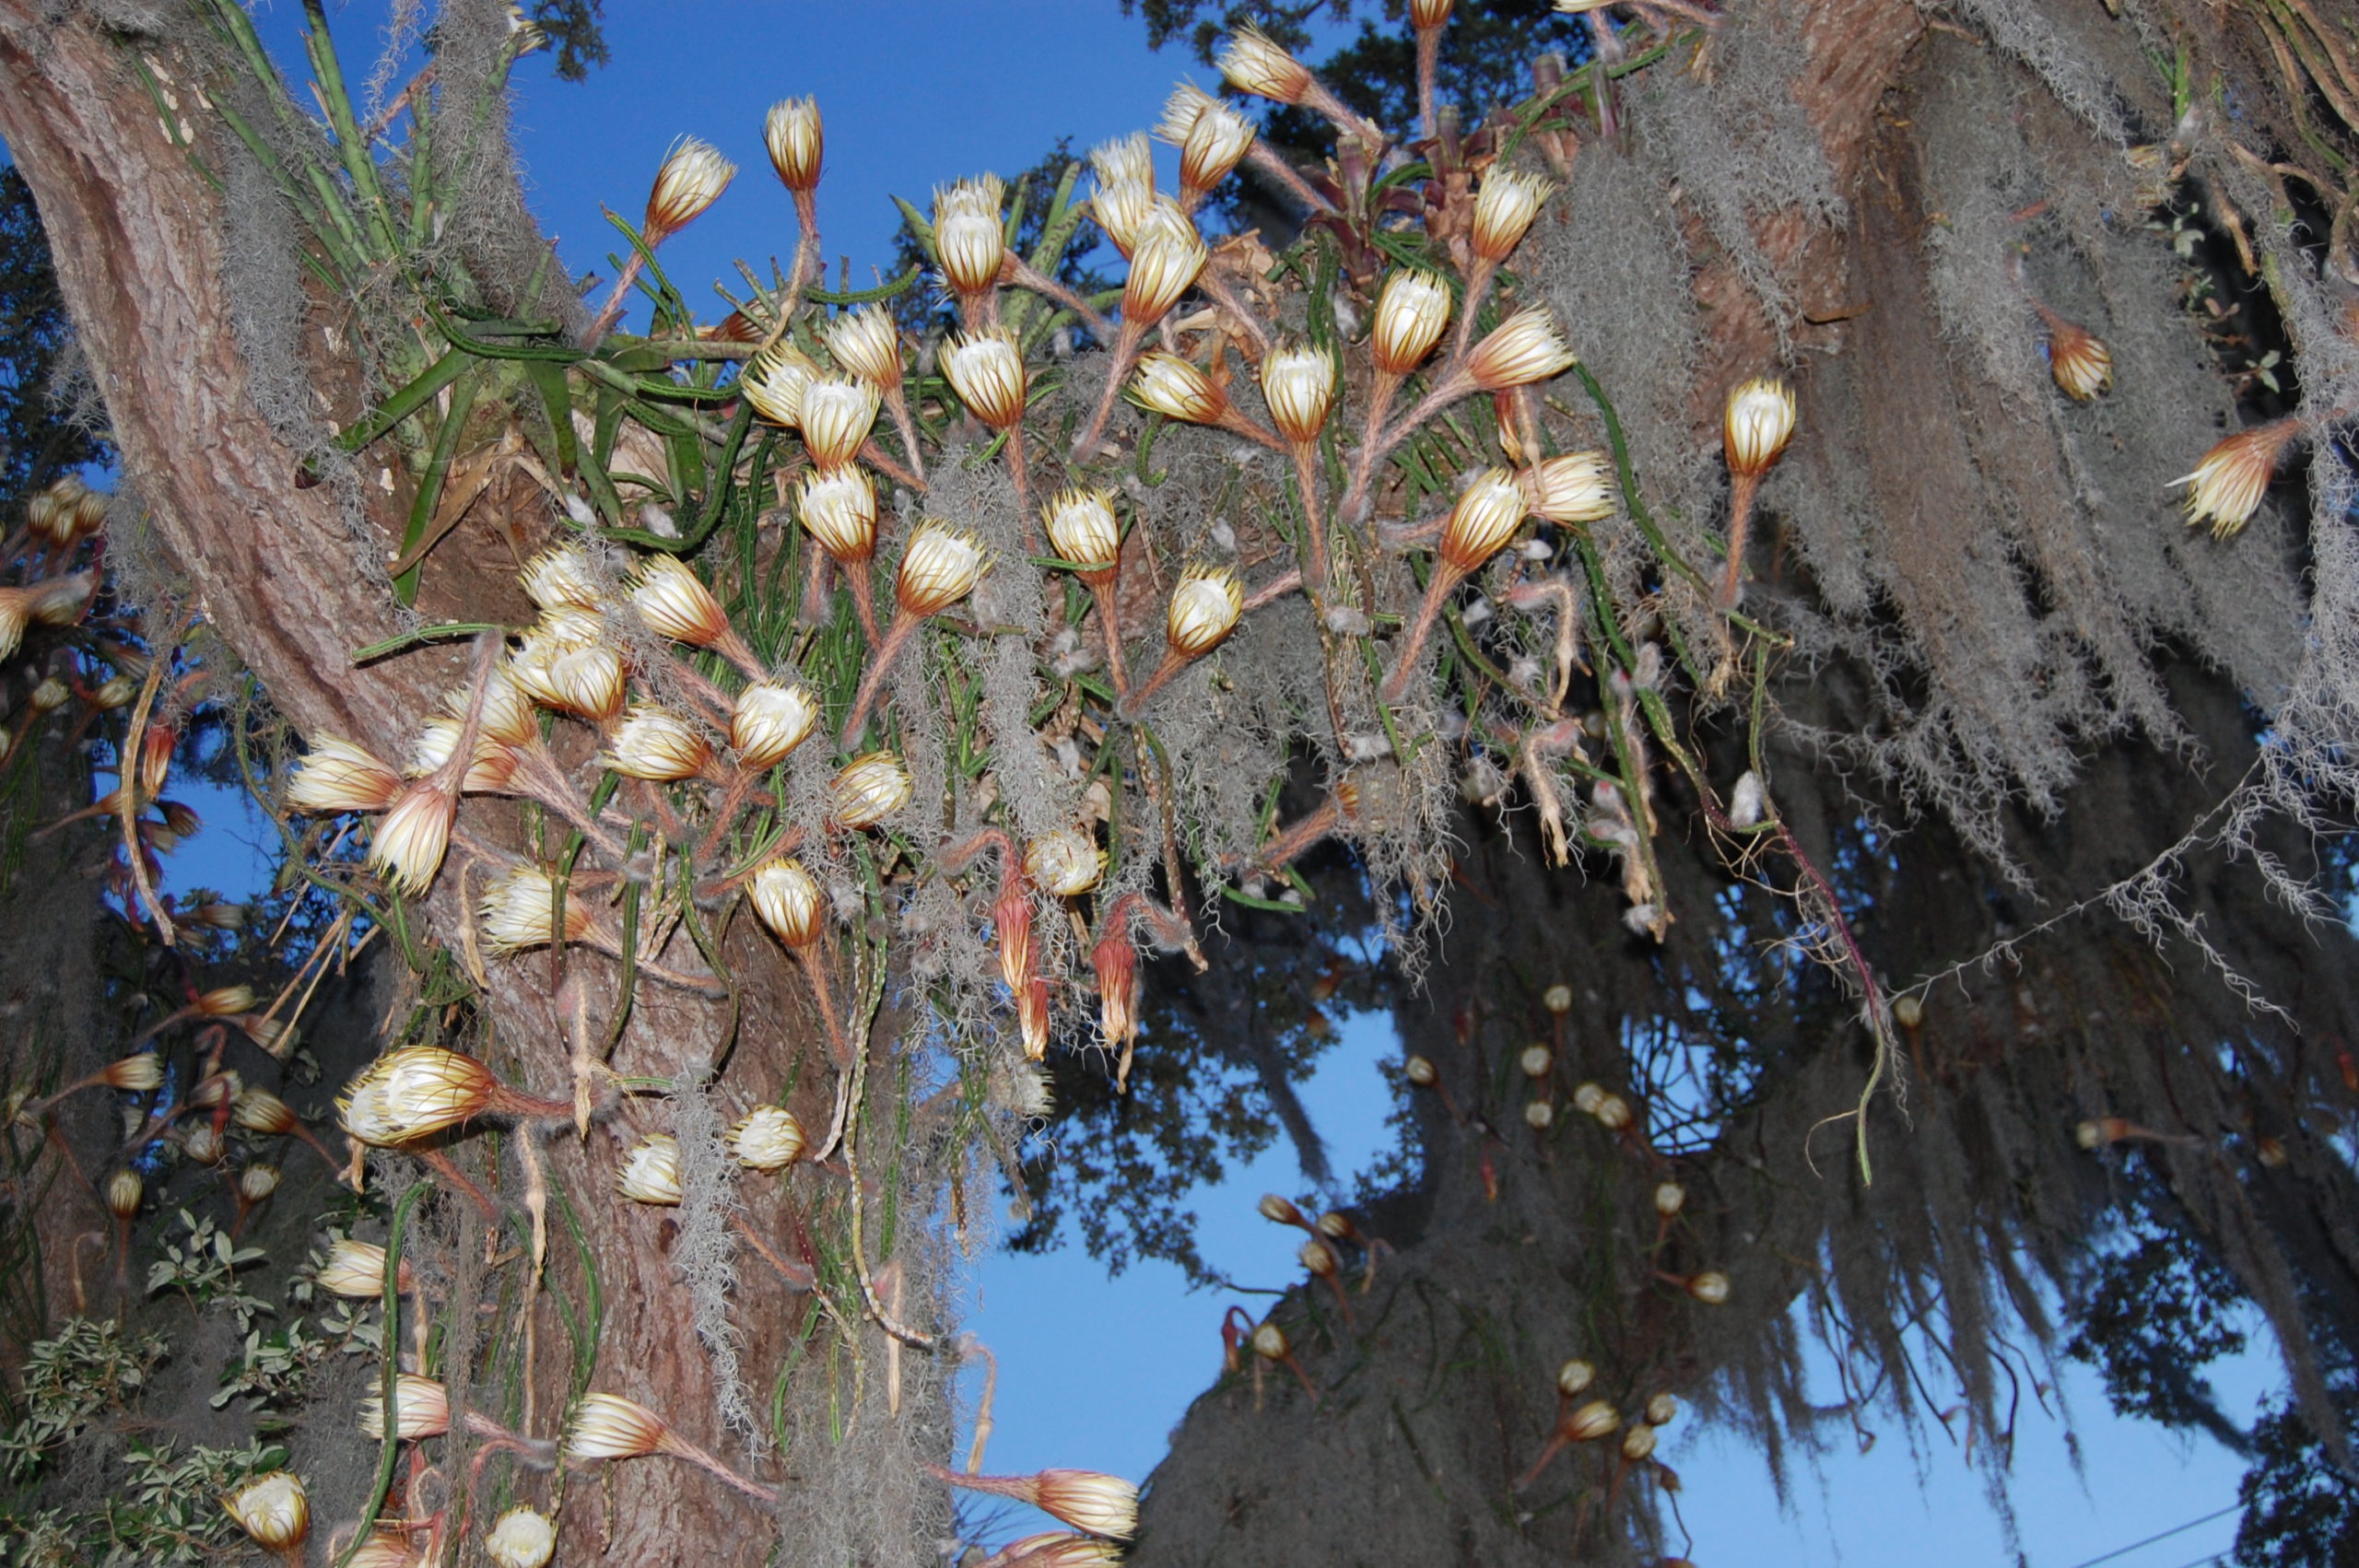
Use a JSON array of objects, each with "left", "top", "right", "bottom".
[{"left": 62, "top": 5, "right": 2274, "bottom": 1564}]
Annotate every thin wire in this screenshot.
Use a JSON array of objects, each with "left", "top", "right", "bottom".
[
  {"left": 2055, "top": 1504, "right": 2240, "bottom": 1568},
  {"left": 2151, "top": 1549, "right": 2234, "bottom": 1568}
]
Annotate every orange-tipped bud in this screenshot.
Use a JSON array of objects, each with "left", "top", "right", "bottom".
[
  {"left": 1556, "top": 1358, "right": 1594, "bottom": 1398},
  {"left": 521, "top": 544, "right": 602, "bottom": 613},
  {"left": 562, "top": 1391, "right": 671, "bottom": 1461},
  {"left": 827, "top": 307, "right": 903, "bottom": 393},
  {"left": 645, "top": 136, "right": 734, "bottom": 242},
  {"left": 1044, "top": 488, "right": 1123, "bottom": 574},
  {"left": 104, "top": 1168, "right": 143, "bottom": 1219},
  {"left": 1439, "top": 468, "right": 1530, "bottom": 574},
  {"left": 288, "top": 736, "right": 403, "bottom": 815},
  {"left": 368, "top": 781, "right": 455, "bottom": 895},
  {"left": 1563, "top": 1398, "right": 1619, "bottom": 1442},
  {"left": 1218, "top": 25, "right": 1313, "bottom": 105},
  {"left": 1260, "top": 339, "right": 1336, "bottom": 444},
  {"left": 317, "top": 1237, "right": 414, "bottom": 1299},
  {"left": 630, "top": 556, "right": 731, "bottom": 648},
  {"left": 764, "top": 97, "right": 823, "bottom": 193},
  {"left": 798, "top": 375, "right": 881, "bottom": 472},
  {"left": 1687, "top": 1270, "right": 1730, "bottom": 1305},
  {"left": 600, "top": 705, "right": 713, "bottom": 782},
  {"left": 731, "top": 682, "right": 819, "bottom": 769},
  {"left": 1130, "top": 352, "right": 1228, "bottom": 424},
  {"left": 359, "top": 1373, "right": 452, "bottom": 1441},
  {"left": 224, "top": 1470, "right": 310, "bottom": 1551},
  {"left": 1122, "top": 205, "right": 1209, "bottom": 326},
  {"left": 1372, "top": 270, "right": 1452, "bottom": 376},
  {"left": 895, "top": 521, "right": 990, "bottom": 617},
  {"left": 933, "top": 174, "right": 1008, "bottom": 297},
  {"left": 231, "top": 1087, "right": 299, "bottom": 1136},
  {"left": 943, "top": 330, "right": 1028, "bottom": 429},
  {"left": 1465, "top": 306, "right": 1577, "bottom": 392},
  {"left": 103, "top": 1053, "right": 165, "bottom": 1092},
  {"left": 1471, "top": 170, "right": 1555, "bottom": 263},
  {"left": 748, "top": 858, "right": 826, "bottom": 947},
  {"left": 1721, "top": 377, "right": 1797, "bottom": 480},
  {"left": 740, "top": 345, "right": 820, "bottom": 427},
  {"left": 2172, "top": 415, "right": 2304, "bottom": 539},
  {"left": 1259, "top": 1193, "right": 1306, "bottom": 1227},
  {"left": 2047, "top": 318, "right": 2112, "bottom": 401},
  {"left": 798, "top": 468, "right": 879, "bottom": 564},
  {"left": 1522, "top": 451, "right": 1617, "bottom": 523},
  {"left": 1165, "top": 565, "right": 1243, "bottom": 658},
  {"left": 478, "top": 866, "right": 593, "bottom": 954},
  {"left": 830, "top": 752, "right": 912, "bottom": 828},
  {"left": 337, "top": 1047, "right": 499, "bottom": 1147}
]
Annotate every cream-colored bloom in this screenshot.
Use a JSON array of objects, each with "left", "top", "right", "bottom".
[
  {"left": 103, "top": 1053, "right": 165, "bottom": 1092},
  {"left": 1092, "top": 130, "right": 1156, "bottom": 190},
  {"left": 1250, "top": 1321, "right": 1289, "bottom": 1360},
  {"left": 1130, "top": 352, "right": 1227, "bottom": 423},
  {"left": 731, "top": 682, "right": 819, "bottom": 768},
  {"left": 2172, "top": 416, "right": 2303, "bottom": 539},
  {"left": 1522, "top": 451, "right": 1617, "bottom": 523},
  {"left": 486, "top": 1507, "right": 557, "bottom": 1568},
  {"left": 1721, "top": 377, "right": 1797, "bottom": 479},
  {"left": 238, "top": 1164, "right": 281, "bottom": 1203},
  {"left": 523, "top": 644, "right": 627, "bottom": 723},
  {"left": 317, "top": 1238, "right": 405, "bottom": 1299},
  {"left": 739, "top": 345, "right": 820, "bottom": 427},
  {"left": 646, "top": 135, "right": 734, "bottom": 240},
  {"left": 224, "top": 1471, "right": 310, "bottom": 1550},
  {"left": 933, "top": 174, "right": 1007, "bottom": 296},
  {"left": 1622, "top": 1422, "right": 1658, "bottom": 1461},
  {"left": 798, "top": 467, "right": 879, "bottom": 562},
  {"left": 563, "top": 1391, "right": 671, "bottom": 1461},
  {"left": 368, "top": 781, "right": 456, "bottom": 895},
  {"left": 343, "top": 1533, "right": 416, "bottom": 1568},
  {"left": 730, "top": 1105, "right": 806, "bottom": 1171},
  {"left": 943, "top": 330, "right": 1027, "bottom": 428},
  {"left": 1123, "top": 203, "right": 1208, "bottom": 325},
  {"left": 1466, "top": 305, "right": 1577, "bottom": 391},
  {"left": 338, "top": 1047, "right": 498, "bottom": 1147},
  {"left": 617, "top": 1134, "right": 683, "bottom": 1205},
  {"left": 1471, "top": 169, "right": 1555, "bottom": 263},
  {"left": 183, "top": 1122, "right": 225, "bottom": 1165},
  {"left": 104, "top": 1168, "right": 143, "bottom": 1218},
  {"left": 896, "top": 521, "right": 989, "bottom": 616},
  {"left": 1440, "top": 468, "right": 1529, "bottom": 573},
  {"left": 798, "top": 375, "right": 881, "bottom": 471},
  {"left": 601, "top": 705, "right": 712, "bottom": 781},
  {"left": 748, "top": 857, "right": 825, "bottom": 947},
  {"left": 1179, "top": 97, "right": 1256, "bottom": 193},
  {"left": 1219, "top": 25, "right": 1313, "bottom": 104},
  {"left": 831, "top": 752, "right": 913, "bottom": 828},
  {"left": 0, "top": 594, "right": 27, "bottom": 662},
  {"left": 1026, "top": 826, "right": 1107, "bottom": 897},
  {"left": 521, "top": 544, "right": 603, "bottom": 613},
  {"left": 1033, "top": 1470, "right": 1140, "bottom": 1541},
  {"left": 1565, "top": 1398, "right": 1619, "bottom": 1442},
  {"left": 288, "top": 736, "right": 403, "bottom": 815},
  {"left": 479, "top": 865, "right": 592, "bottom": 954},
  {"left": 1261, "top": 340, "right": 1336, "bottom": 443},
  {"left": 827, "top": 307, "right": 903, "bottom": 392},
  {"left": 360, "top": 1373, "right": 451, "bottom": 1441},
  {"left": 29, "top": 674, "right": 66, "bottom": 709},
  {"left": 1166, "top": 564, "right": 1244, "bottom": 657},
  {"left": 2048, "top": 320, "right": 2112, "bottom": 402},
  {"left": 1092, "top": 173, "right": 1156, "bottom": 255},
  {"left": 1044, "top": 488, "right": 1123, "bottom": 571},
  {"left": 1156, "top": 83, "right": 1216, "bottom": 146},
  {"left": 231, "top": 1086, "right": 299, "bottom": 1135},
  {"left": 764, "top": 97, "right": 823, "bottom": 193},
  {"left": 1519, "top": 1045, "right": 1553, "bottom": 1078},
  {"left": 631, "top": 556, "right": 730, "bottom": 647},
  {"left": 1372, "top": 270, "right": 1452, "bottom": 376}
]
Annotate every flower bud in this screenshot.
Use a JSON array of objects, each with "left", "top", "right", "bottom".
[
  {"left": 943, "top": 330, "right": 1028, "bottom": 429},
  {"left": 232, "top": 1087, "right": 299, "bottom": 1136},
  {"left": 1165, "top": 564, "right": 1243, "bottom": 658},
  {"left": 1261, "top": 339, "right": 1336, "bottom": 444},
  {"left": 1219, "top": 25, "right": 1313, "bottom": 104},
  {"left": 630, "top": 556, "right": 731, "bottom": 647},
  {"left": 831, "top": 751, "right": 913, "bottom": 828},
  {"left": 1093, "top": 925, "right": 1139, "bottom": 1049},
  {"left": 1622, "top": 1422, "right": 1658, "bottom": 1461},
  {"left": 2047, "top": 318, "right": 2112, "bottom": 402},
  {"left": 1439, "top": 468, "right": 1530, "bottom": 574},
  {"left": 29, "top": 677, "right": 67, "bottom": 711},
  {"left": 748, "top": 857, "right": 826, "bottom": 947},
  {"left": 521, "top": 544, "right": 603, "bottom": 613},
  {"left": 827, "top": 307, "right": 903, "bottom": 392},
  {"left": 29, "top": 571, "right": 94, "bottom": 626},
  {"left": 1032, "top": 1469, "right": 1140, "bottom": 1541},
  {"left": 1092, "top": 172, "right": 1156, "bottom": 257},
  {"left": 1466, "top": 306, "right": 1577, "bottom": 392},
  {"left": 1178, "top": 96, "right": 1256, "bottom": 195},
  {"left": 288, "top": 736, "right": 403, "bottom": 815},
  {"left": 617, "top": 1133, "right": 684, "bottom": 1205},
  {"left": 1413, "top": 0, "right": 1454, "bottom": 26},
  {"left": 318, "top": 1238, "right": 412, "bottom": 1299},
  {"left": 1544, "top": 983, "right": 1573, "bottom": 1014},
  {"left": 70, "top": 487, "right": 109, "bottom": 539},
  {"left": 1721, "top": 378, "right": 1797, "bottom": 480},
  {"left": 1893, "top": 993, "right": 1923, "bottom": 1029},
  {"left": 798, "top": 375, "right": 881, "bottom": 471},
  {"left": 338, "top": 1046, "right": 499, "bottom": 1147},
  {"left": 183, "top": 1121, "right": 225, "bottom": 1165},
  {"left": 487, "top": 1506, "right": 557, "bottom": 1568},
  {"left": 92, "top": 674, "right": 137, "bottom": 708},
  {"left": 741, "top": 345, "right": 820, "bottom": 428},
  {"left": 479, "top": 866, "right": 593, "bottom": 954},
  {"left": 360, "top": 1372, "right": 452, "bottom": 1441},
  {"left": 1556, "top": 1358, "right": 1594, "bottom": 1398},
  {"left": 1519, "top": 1045, "right": 1553, "bottom": 1078},
  {"left": 224, "top": 1470, "right": 310, "bottom": 1550},
  {"left": 1259, "top": 1193, "right": 1306, "bottom": 1227},
  {"left": 1472, "top": 169, "right": 1555, "bottom": 263},
  {"left": 1646, "top": 1391, "right": 1679, "bottom": 1426},
  {"left": 1687, "top": 1270, "right": 1730, "bottom": 1305},
  {"left": 1571, "top": 1082, "right": 1604, "bottom": 1116},
  {"left": 646, "top": 135, "right": 734, "bottom": 242},
  {"left": 238, "top": 1163, "right": 282, "bottom": 1204},
  {"left": 344, "top": 1534, "right": 416, "bottom": 1568},
  {"left": 190, "top": 1071, "right": 242, "bottom": 1111},
  {"left": 731, "top": 682, "right": 819, "bottom": 768},
  {"left": 1123, "top": 204, "right": 1209, "bottom": 326},
  {"left": 1026, "top": 826, "right": 1106, "bottom": 897},
  {"left": 104, "top": 1168, "right": 143, "bottom": 1219},
  {"left": 933, "top": 174, "right": 1007, "bottom": 297},
  {"left": 1250, "top": 1321, "right": 1289, "bottom": 1361},
  {"left": 895, "top": 521, "right": 989, "bottom": 616},
  {"left": 1524, "top": 1100, "right": 1555, "bottom": 1129},
  {"left": 198, "top": 984, "right": 256, "bottom": 1017},
  {"left": 1372, "top": 271, "right": 1452, "bottom": 376},
  {"left": 764, "top": 97, "right": 823, "bottom": 193},
  {"left": 730, "top": 1105, "right": 806, "bottom": 1171},
  {"left": 1044, "top": 488, "right": 1123, "bottom": 573},
  {"left": 1130, "top": 352, "right": 1228, "bottom": 424},
  {"left": 1590, "top": 1091, "right": 1633, "bottom": 1130},
  {"left": 997, "top": 1535, "right": 1123, "bottom": 1568},
  {"left": 1565, "top": 1398, "right": 1619, "bottom": 1442},
  {"left": 103, "top": 1053, "right": 165, "bottom": 1092},
  {"left": 563, "top": 1391, "right": 670, "bottom": 1461},
  {"left": 798, "top": 467, "right": 879, "bottom": 564},
  {"left": 2173, "top": 415, "right": 2304, "bottom": 540},
  {"left": 1315, "top": 1211, "right": 1358, "bottom": 1244},
  {"left": 1403, "top": 1054, "right": 1438, "bottom": 1087},
  {"left": 1523, "top": 451, "right": 1617, "bottom": 524},
  {"left": 369, "top": 780, "right": 456, "bottom": 895},
  {"left": 601, "top": 705, "right": 713, "bottom": 782}
]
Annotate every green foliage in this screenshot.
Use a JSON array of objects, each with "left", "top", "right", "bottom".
[
  {"left": 522, "top": 0, "right": 610, "bottom": 82},
  {"left": 0, "top": 1318, "right": 166, "bottom": 1482},
  {"left": 2065, "top": 1222, "right": 2252, "bottom": 1444},
  {"left": 2236, "top": 1390, "right": 2359, "bottom": 1568},
  {"left": 145, "top": 1211, "right": 274, "bottom": 1331}
]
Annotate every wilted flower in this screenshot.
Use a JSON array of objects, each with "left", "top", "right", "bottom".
[
  {"left": 1522, "top": 451, "right": 1617, "bottom": 523},
  {"left": 748, "top": 858, "right": 826, "bottom": 947},
  {"left": 943, "top": 330, "right": 1028, "bottom": 428},
  {"left": 764, "top": 97, "right": 823, "bottom": 193},
  {"left": 2172, "top": 415, "right": 2304, "bottom": 539},
  {"left": 798, "top": 375, "right": 881, "bottom": 471},
  {"left": 1261, "top": 339, "right": 1337, "bottom": 444},
  {"left": 368, "top": 781, "right": 456, "bottom": 895},
  {"left": 337, "top": 1046, "right": 499, "bottom": 1147},
  {"left": 1439, "top": 468, "right": 1530, "bottom": 574},
  {"left": 1372, "top": 270, "right": 1452, "bottom": 376},
  {"left": 563, "top": 1391, "right": 670, "bottom": 1461},
  {"left": 479, "top": 866, "right": 593, "bottom": 953},
  {"left": 933, "top": 174, "right": 1007, "bottom": 296},
  {"left": 798, "top": 467, "right": 879, "bottom": 563},
  {"left": 1466, "top": 305, "right": 1577, "bottom": 391},
  {"left": 730, "top": 1106, "right": 806, "bottom": 1171},
  {"left": 731, "top": 682, "right": 819, "bottom": 768},
  {"left": 1130, "top": 352, "right": 1227, "bottom": 424},
  {"left": 895, "top": 521, "right": 989, "bottom": 616},
  {"left": 1721, "top": 377, "right": 1797, "bottom": 480},
  {"left": 1471, "top": 169, "right": 1555, "bottom": 263},
  {"left": 827, "top": 307, "right": 903, "bottom": 392},
  {"left": 486, "top": 1507, "right": 557, "bottom": 1568},
  {"left": 617, "top": 1134, "right": 684, "bottom": 1205},
  {"left": 224, "top": 1470, "right": 310, "bottom": 1551},
  {"left": 739, "top": 345, "right": 820, "bottom": 427},
  {"left": 521, "top": 544, "right": 603, "bottom": 613},
  {"left": 645, "top": 136, "right": 734, "bottom": 241},
  {"left": 601, "top": 705, "right": 712, "bottom": 781},
  {"left": 1218, "top": 25, "right": 1313, "bottom": 104},
  {"left": 1093, "top": 926, "right": 1139, "bottom": 1049},
  {"left": 631, "top": 556, "right": 731, "bottom": 647},
  {"left": 288, "top": 736, "right": 402, "bottom": 815},
  {"left": 2047, "top": 318, "right": 2112, "bottom": 401},
  {"left": 831, "top": 752, "right": 912, "bottom": 828},
  {"left": 1165, "top": 564, "right": 1243, "bottom": 658},
  {"left": 359, "top": 1373, "right": 451, "bottom": 1441},
  {"left": 1044, "top": 488, "right": 1123, "bottom": 573},
  {"left": 1123, "top": 204, "right": 1209, "bottom": 325},
  {"left": 1026, "top": 826, "right": 1106, "bottom": 897}
]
